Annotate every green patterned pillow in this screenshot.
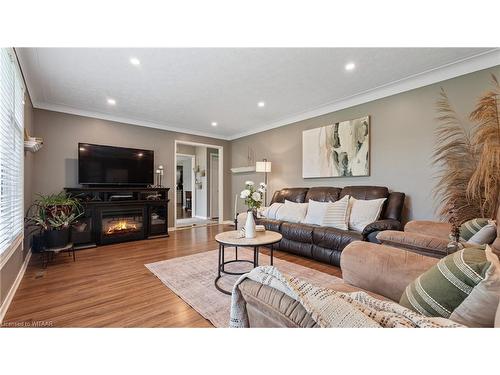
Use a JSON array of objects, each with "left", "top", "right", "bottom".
[
  {"left": 399, "top": 245, "right": 500, "bottom": 327},
  {"left": 459, "top": 218, "right": 490, "bottom": 241}
]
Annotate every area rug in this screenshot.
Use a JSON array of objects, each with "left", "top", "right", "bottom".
[{"left": 145, "top": 248, "right": 342, "bottom": 327}]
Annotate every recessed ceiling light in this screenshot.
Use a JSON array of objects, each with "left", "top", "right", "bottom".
[
  {"left": 107, "top": 98, "right": 116, "bottom": 105},
  {"left": 211, "top": 122, "right": 218, "bottom": 127},
  {"left": 130, "top": 57, "right": 141, "bottom": 66},
  {"left": 345, "top": 62, "right": 356, "bottom": 71},
  {"left": 257, "top": 101, "right": 265, "bottom": 107}
]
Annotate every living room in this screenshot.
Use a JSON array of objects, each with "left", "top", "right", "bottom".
[{"left": 1, "top": 2, "right": 499, "bottom": 374}]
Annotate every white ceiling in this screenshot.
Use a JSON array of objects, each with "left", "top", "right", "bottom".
[{"left": 17, "top": 48, "right": 500, "bottom": 140}]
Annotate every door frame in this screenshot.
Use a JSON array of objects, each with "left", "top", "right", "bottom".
[
  {"left": 174, "top": 140, "right": 224, "bottom": 228},
  {"left": 209, "top": 152, "right": 219, "bottom": 219},
  {"left": 175, "top": 153, "right": 196, "bottom": 218}
]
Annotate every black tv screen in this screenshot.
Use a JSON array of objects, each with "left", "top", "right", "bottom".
[{"left": 78, "top": 143, "right": 154, "bottom": 185}]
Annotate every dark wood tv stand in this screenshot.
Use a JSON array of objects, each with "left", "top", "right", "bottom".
[{"left": 64, "top": 187, "right": 170, "bottom": 248}]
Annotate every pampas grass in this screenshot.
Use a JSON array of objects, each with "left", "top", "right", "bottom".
[{"left": 434, "top": 74, "right": 500, "bottom": 223}]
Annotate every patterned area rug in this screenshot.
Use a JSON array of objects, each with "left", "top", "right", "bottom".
[{"left": 145, "top": 247, "right": 342, "bottom": 327}]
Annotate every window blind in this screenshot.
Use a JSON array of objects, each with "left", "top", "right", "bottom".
[{"left": 0, "top": 48, "right": 24, "bottom": 256}]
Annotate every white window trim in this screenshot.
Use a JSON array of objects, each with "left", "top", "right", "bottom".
[
  {"left": 0, "top": 48, "right": 25, "bottom": 262},
  {"left": 0, "top": 233, "right": 23, "bottom": 269}
]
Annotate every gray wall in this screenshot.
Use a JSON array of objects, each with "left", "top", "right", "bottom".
[
  {"left": 230, "top": 66, "right": 500, "bottom": 222},
  {"left": 1, "top": 94, "right": 34, "bottom": 307},
  {"left": 32, "top": 109, "right": 232, "bottom": 227}
]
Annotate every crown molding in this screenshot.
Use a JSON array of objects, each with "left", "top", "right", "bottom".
[
  {"left": 32, "top": 102, "right": 231, "bottom": 141},
  {"left": 229, "top": 48, "right": 500, "bottom": 140},
  {"left": 24, "top": 49, "right": 500, "bottom": 141}
]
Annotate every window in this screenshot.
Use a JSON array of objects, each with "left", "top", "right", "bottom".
[{"left": 0, "top": 48, "right": 24, "bottom": 256}]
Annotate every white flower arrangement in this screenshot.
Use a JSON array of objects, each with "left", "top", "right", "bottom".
[{"left": 240, "top": 181, "right": 266, "bottom": 210}]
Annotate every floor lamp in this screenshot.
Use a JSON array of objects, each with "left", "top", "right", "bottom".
[{"left": 256, "top": 158, "right": 272, "bottom": 206}]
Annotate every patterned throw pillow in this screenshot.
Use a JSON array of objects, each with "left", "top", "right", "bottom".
[
  {"left": 459, "top": 218, "right": 490, "bottom": 242},
  {"left": 399, "top": 245, "right": 500, "bottom": 327}
]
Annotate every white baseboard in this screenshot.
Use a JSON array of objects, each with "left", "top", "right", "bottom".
[
  {"left": 168, "top": 226, "right": 176, "bottom": 232},
  {"left": 0, "top": 250, "right": 31, "bottom": 324}
]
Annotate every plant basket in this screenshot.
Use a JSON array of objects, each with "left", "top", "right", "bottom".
[{"left": 44, "top": 228, "right": 70, "bottom": 248}]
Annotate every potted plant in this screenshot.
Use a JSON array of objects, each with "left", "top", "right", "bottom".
[
  {"left": 26, "top": 192, "right": 83, "bottom": 249},
  {"left": 240, "top": 181, "right": 266, "bottom": 238}
]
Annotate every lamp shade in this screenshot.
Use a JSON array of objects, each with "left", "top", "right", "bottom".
[{"left": 256, "top": 161, "right": 272, "bottom": 173}]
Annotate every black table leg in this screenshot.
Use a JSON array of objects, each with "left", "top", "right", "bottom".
[
  {"left": 255, "top": 246, "right": 259, "bottom": 267},
  {"left": 270, "top": 244, "right": 274, "bottom": 266},
  {"left": 235, "top": 246, "right": 238, "bottom": 260},
  {"left": 217, "top": 243, "right": 222, "bottom": 277},
  {"left": 222, "top": 244, "right": 225, "bottom": 272}
]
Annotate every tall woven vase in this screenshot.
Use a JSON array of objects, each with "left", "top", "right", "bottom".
[{"left": 245, "top": 210, "right": 256, "bottom": 239}]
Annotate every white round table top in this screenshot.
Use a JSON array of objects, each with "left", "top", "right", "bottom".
[{"left": 215, "top": 230, "right": 282, "bottom": 246}]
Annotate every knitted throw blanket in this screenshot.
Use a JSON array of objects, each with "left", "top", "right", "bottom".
[{"left": 229, "top": 266, "right": 464, "bottom": 328}]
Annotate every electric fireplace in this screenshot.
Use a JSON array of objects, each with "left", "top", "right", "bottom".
[{"left": 100, "top": 208, "right": 145, "bottom": 244}]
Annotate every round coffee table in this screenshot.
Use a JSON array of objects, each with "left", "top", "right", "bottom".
[{"left": 214, "top": 230, "right": 282, "bottom": 295}]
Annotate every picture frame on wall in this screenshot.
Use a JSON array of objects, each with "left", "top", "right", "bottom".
[{"left": 302, "top": 115, "right": 370, "bottom": 178}]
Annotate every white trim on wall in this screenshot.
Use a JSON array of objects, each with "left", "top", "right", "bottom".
[
  {"left": 0, "top": 250, "right": 31, "bottom": 324},
  {"left": 230, "top": 49, "right": 500, "bottom": 140},
  {"left": 20, "top": 48, "right": 500, "bottom": 141},
  {"left": 31, "top": 102, "right": 231, "bottom": 140}
]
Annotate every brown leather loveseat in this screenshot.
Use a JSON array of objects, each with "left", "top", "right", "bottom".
[{"left": 256, "top": 186, "right": 405, "bottom": 266}]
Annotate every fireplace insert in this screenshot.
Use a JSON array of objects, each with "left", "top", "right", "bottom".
[{"left": 100, "top": 208, "right": 145, "bottom": 244}]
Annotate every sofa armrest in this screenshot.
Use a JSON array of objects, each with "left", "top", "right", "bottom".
[
  {"left": 361, "top": 219, "right": 401, "bottom": 238},
  {"left": 377, "top": 230, "right": 451, "bottom": 258},
  {"left": 340, "top": 241, "right": 438, "bottom": 302},
  {"left": 404, "top": 220, "right": 451, "bottom": 240}
]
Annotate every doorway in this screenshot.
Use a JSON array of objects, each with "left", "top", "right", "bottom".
[{"left": 174, "top": 141, "right": 223, "bottom": 229}]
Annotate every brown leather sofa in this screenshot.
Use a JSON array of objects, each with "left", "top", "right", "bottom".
[
  {"left": 237, "top": 241, "right": 438, "bottom": 327},
  {"left": 256, "top": 186, "right": 405, "bottom": 266}
]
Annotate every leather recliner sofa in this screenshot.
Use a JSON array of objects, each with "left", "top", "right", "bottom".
[{"left": 256, "top": 186, "right": 405, "bottom": 266}]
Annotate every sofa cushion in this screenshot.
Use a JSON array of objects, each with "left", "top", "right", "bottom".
[
  {"left": 238, "top": 279, "right": 391, "bottom": 328},
  {"left": 312, "top": 226, "right": 362, "bottom": 251},
  {"left": 278, "top": 238, "right": 312, "bottom": 258},
  {"left": 270, "top": 188, "right": 309, "bottom": 204},
  {"left": 281, "top": 222, "right": 315, "bottom": 243},
  {"left": 340, "top": 186, "right": 388, "bottom": 200},
  {"left": 399, "top": 245, "right": 500, "bottom": 327},
  {"left": 305, "top": 187, "right": 341, "bottom": 203},
  {"left": 255, "top": 218, "right": 283, "bottom": 232},
  {"left": 311, "top": 245, "right": 342, "bottom": 266}
]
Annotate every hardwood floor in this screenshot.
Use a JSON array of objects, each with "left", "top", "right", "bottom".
[{"left": 2, "top": 225, "right": 342, "bottom": 327}]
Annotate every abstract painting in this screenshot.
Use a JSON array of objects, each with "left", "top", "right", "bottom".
[{"left": 302, "top": 116, "right": 370, "bottom": 178}]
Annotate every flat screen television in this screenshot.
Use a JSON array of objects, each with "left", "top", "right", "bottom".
[{"left": 78, "top": 143, "right": 154, "bottom": 186}]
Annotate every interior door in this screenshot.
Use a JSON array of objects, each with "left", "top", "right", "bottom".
[{"left": 210, "top": 154, "right": 219, "bottom": 218}]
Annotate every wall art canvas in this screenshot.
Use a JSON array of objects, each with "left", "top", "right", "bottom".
[{"left": 302, "top": 116, "right": 370, "bottom": 178}]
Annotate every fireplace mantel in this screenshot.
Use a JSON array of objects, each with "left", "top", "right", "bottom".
[{"left": 65, "top": 187, "right": 170, "bottom": 248}]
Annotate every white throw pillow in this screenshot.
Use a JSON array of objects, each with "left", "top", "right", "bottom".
[
  {"left": 348, "top": 197, "right": 387, "bottom": 232},
  {"left": 321, "top": 195, "right": 350, "bottom": 230},
  {"left": 276, "top": 200, "right": 308, "bottom": 223},
  {"left": 303, "top": 199, "right": 330, "bottom": 225},
  {"left": 468, "top": 222, "right": 497, "bottom": 245},
  {"left": 262, "top": 202, "right": 284, "bottom": 220}
]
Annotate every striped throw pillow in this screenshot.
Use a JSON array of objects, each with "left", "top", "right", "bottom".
[
  {"left": 400, "top": 245, "right": 500, "bottom": 327},
  {"left": 321, "top": 195, "right": 349, "bottom": 230},
  {"left": 459, "top": 218, "right": 490, "bottom": 241}
]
